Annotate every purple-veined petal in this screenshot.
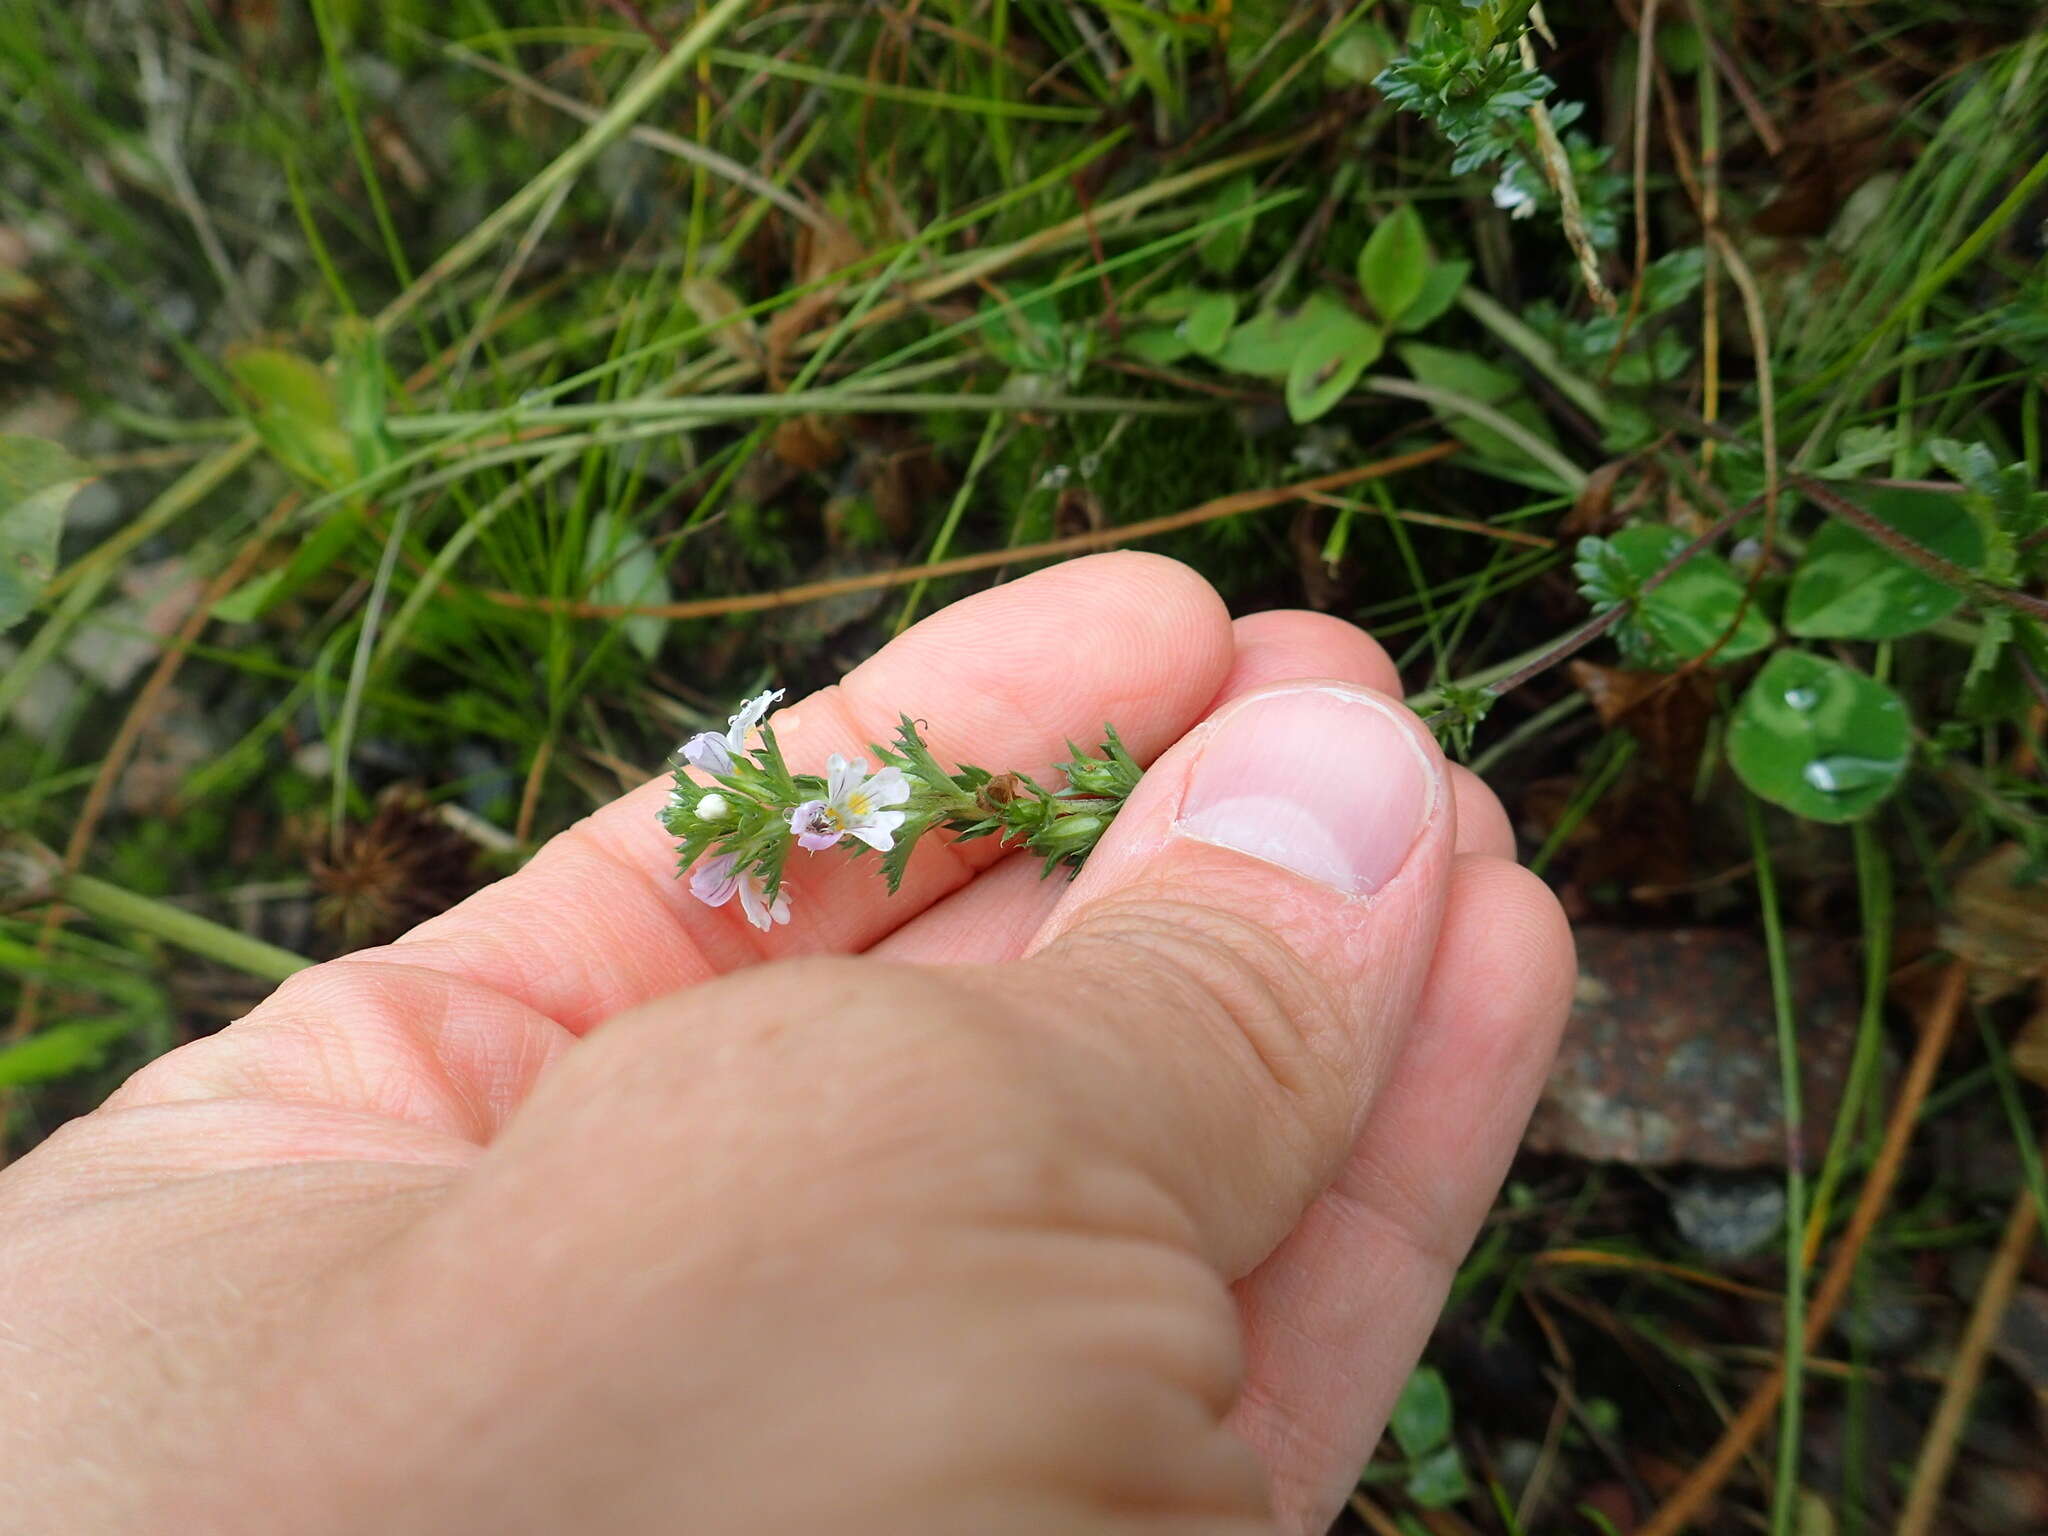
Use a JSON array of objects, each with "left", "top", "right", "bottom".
[
  {"left": 689, "top": 852, "right": 742, "bottom": 907},
  {"left": 824, "top": 753, "right": 863, "bottom": 803},
  {"left": 790, "top": 799, "right": 841, "bottom": 852},
  {"left": 682, "top": 733, "right": 734, "bottom": 775},
  {"left": 737, "top": 873, "right": 791, "bottom": 931}
]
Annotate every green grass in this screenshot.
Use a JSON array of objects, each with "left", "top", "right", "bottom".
[{"left": 4, "top": 1, "right": 2048, "bottom": 1529}]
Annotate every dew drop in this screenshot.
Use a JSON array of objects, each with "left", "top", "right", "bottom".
[
  {"left": 1801, "top": 755, "right": 1899, "bottom": 794},
  {"left": 1783, "top": 686, "right": 1821, "bottom": 712}
]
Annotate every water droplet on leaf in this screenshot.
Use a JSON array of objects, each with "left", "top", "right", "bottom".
[
  {"left": 1783, "top": 686, "right": 1820, "bottom": 711},
  {"left": 1801, "top": 755, "right": 1900, "bottom": 794}
]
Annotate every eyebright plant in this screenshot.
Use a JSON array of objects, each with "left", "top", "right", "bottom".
[{"left": 661, "top": 690, "right": 1143, "bottom": 930}]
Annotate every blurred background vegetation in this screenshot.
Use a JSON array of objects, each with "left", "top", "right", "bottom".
[{"left": 3, "top": 2, "right": 2047, "bottom": 1531}]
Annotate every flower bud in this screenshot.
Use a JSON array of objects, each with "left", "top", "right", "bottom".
[
  {"left": 1036, "top": 813, "right": 1103, "bottom": 855},
  {"left": 696, "top": 793, "right": 731, "bottom": 822}
]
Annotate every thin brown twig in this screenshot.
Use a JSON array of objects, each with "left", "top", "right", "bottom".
[
  {"left": 474, "top": 442, "right": 1460, "bottom": 619},
  {"left": 1896, "top": 1163, "right": 2043, "bottom": 1536},
  {"left": 1628, "top": 0, "right": 1661, "bottom": 312},
  {"left": 1533, "top": 1247, "right": 1782, "bottom": 1303},
  {"left": 515, "top": 732, "right": 556, "bottom": 847},
  {"left": 1638, "top": 960, "right": 1973, "bottom": 1536},
  {"left": 1298, "top": 491, "right": 1557, "bottom": 549},
  {"left": 1700, "top": 20, "right": 1784, "bottom": 158},
  {"left": 1518, "top": 31, "right": 1616, "bottom": 314},
  {"left": 1347, "top": 1491, "right": 1409, "bottom": 1536}
]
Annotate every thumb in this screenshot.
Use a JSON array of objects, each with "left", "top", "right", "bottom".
[{"left": 1010, "top": 681, "right": 1455, "bottom": 1277}]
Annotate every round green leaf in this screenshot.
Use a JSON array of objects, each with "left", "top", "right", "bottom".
[
  {"left": 1394, "top": 258, "right": 1470, "bottom": 334},
  {"left": 1609, "top": 524, "right": 1775, "bottom": 665},
  {"left": 1212, "top": 307, "right": 1300, "bottom": 379},
  {"left": 1284, "top": 305, "right": 1382, "bottom": 424},
  {"left": 1727, "top": 651, "right": 1911, "bottom": 823},
  {"left": 1405, "top": 1445, "right": 1470, "bottom": 1510},
  {"left": 1182, "top": 291, "right": 1239, "bottom": 356},
  {"left": 1358, "top": 203, "right": 1430, "bottom": 325},
  {"left": 1389, "top": 1366, "right": 1453, "bottom": 1459},
  {"left": 1122, "top": 327, "right": 1193, "bottom": 365},
  {"left": 1784, "top": 486, "right": 1983, "bottom": 640}
]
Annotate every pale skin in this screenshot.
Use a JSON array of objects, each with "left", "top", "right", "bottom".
[{"left": 0, "top": 553, "right": 1575, "bottom": 1535}]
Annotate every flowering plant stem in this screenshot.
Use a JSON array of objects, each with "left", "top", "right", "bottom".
[{"left": 662, "top": 695, "right": 1141, "bottom": 930}]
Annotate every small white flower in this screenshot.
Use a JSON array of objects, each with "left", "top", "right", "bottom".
[
  {"left": 696, "top": 793, "right": 730, "bottom": 822},
  {"left": 789, "top": 754, "right": 910, "bottom": 853},
  {"left": 681, "top": 688, "right": 784, "bottom": 775},
  {"left": 738, "top": 873, "right": 791, "bottom": 931},
  {"left": 1491, "top": 168, "right": 1538, "bottom": 219},
  {"left": 689, "top": 852, "right": 791, "bottom": 931}
]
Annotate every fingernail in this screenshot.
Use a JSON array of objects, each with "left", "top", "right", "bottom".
[{"left": 1174, "top": 687, "right": 1437, "bottom": 896}]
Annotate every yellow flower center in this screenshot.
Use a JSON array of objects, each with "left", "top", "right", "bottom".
[{"left": 845, "top": 791, "right": 873, "bottom": 818}]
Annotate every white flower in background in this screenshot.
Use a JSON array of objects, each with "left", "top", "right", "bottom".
[
  {"left": 688, "top": 852, "right": 792, "bottom": 931},
  {"left": 789, "top": 754, "right": 910, "bottom": 852},
  {"left": 1491, "top": 166, "right": 1538, "bottom": 219},
  {"left": 681, "top": 688, "right": 784, "bottom": 775}
]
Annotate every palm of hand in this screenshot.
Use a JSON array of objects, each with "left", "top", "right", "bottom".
[{"left": 0, "top": 555, "right": 1571, "bottom": 1535}]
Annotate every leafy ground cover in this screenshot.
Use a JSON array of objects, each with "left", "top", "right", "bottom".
[{"left": 3, "top": 2, "right": 2047, "bottom": 1530}]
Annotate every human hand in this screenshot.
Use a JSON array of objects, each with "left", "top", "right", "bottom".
[{"left": 0, "top": 553, "right": 1573, "bottom": 1535}]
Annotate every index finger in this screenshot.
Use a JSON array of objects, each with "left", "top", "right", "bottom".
[{"left": 357, "top": 553, "right": 1236, "bottom": 1032}]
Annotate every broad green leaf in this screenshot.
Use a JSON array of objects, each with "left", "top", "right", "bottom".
[
  {"left": 0, "top": 1018, "right": 133, "bottom": 1087},
  {"left": 1389, "top": 1366, "right": 1453, "bottom": 1459},
  {"left": 1183, "top": 291, "right": 1238, "bottom": 356},
  {"left": 228, "top": 346, "right": 358, "bottom": 490},
  {"left": 1197, "top": 172, "right": 1257, "bottom": 276},
  {"left": 1359, "top": 204, "right": 1430, "bottom": 324},
  {"left": 1728, "top": 651, "right": 1911, "bottom": 824},
  {"left": 1285, "top": 304, "right": 1382, "bottom": 423},
  {"left": 0, "top": 434, "right": 90, "bottom": 634},
  {"left": 1589, "top": 524, "right": 1774, "bottom": 667},
  {"left": 1639, "top": 246, "right": 1706, "bottom": 313},
  {"left": 1138, "top": 285, "right": 1205, "bottom": 318},
  {"left": 1405, "top": 1445, "right": 1470, "bottom": 1510},
  {"left": 583, "top": 513, "right": 671, "bottom": 662},
  {"left": 1212, "top": 307, "right": 1301, "bottom": 379},
  {"left": 1785, "top": 486, "right": 1983, "bottom": 639},
  {"left": 1394, "top": 258, "right": 1470, "bottom": 334},
  {"left": 1396, "top": 341, "right": 1559, "bottom": 466},
  {"left": 1123, "top": 327, "right": 1192, "bottom": 365}
]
